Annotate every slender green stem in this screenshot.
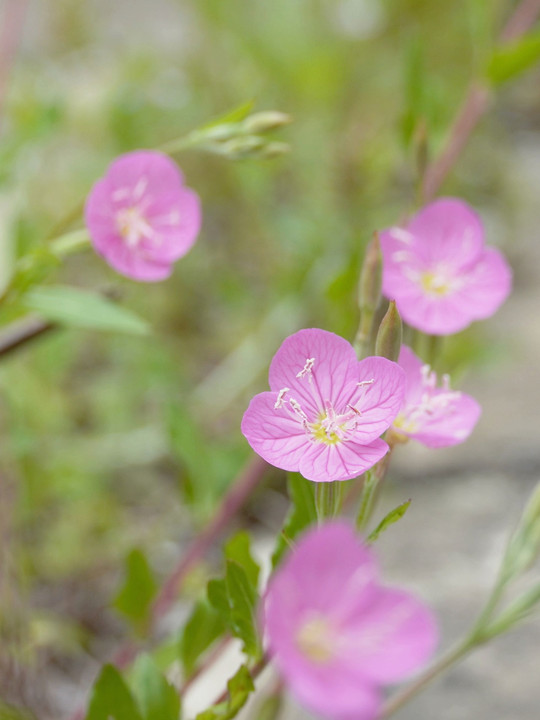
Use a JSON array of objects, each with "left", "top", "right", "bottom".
[
  {"left": 50, "top": 228, "right": 90, "bottom": 257},
  {"left": 316, "top": 481, "right": 343, "bottom": 523},
  {"left": 380, "top": 638, "right": 475, "bottom": 718},
  {"left": 356, "top": 471, "right": 378, "bottom": 532}
]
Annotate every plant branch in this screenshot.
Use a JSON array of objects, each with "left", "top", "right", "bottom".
[
  {"left": 421, "top": 0, "right": 540, "bottom": 202},
  {"left": 380, "top": 638, "right": 474, "bottom": 718}
]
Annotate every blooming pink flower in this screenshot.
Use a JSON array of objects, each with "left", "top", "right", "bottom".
[
  {"left": 391, "top": 345, "right": 481, "bottom": 448},
  {"left": 379, "top": 198, "right": 512, "bottom": 335},
  {"left": 85, "top": 150, "right": 201, "bottom": 281},
  {"left": 262, "top": 522, "right": 437, "bottom": 720},
  {"left": 241, "top": 329, "right": 405, "bottom": 482}
]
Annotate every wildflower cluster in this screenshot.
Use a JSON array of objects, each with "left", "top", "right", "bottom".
[{"left": 80, "top": 148, "right": 519, "bottom": 720}]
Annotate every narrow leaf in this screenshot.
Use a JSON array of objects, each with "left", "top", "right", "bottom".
[
  {"left": 113, "top": 548, "right": 157, "bottom": 635},
  {"left": 180, "top": 599, "right": 226, "bottom": 675},
  {"left": 195, "top": 665, "right": 254, "bottom": 720},
  {"left": 131, "top": 654, "right": 180, "bottom": 720},
  {"left": 367, "top": 500, "right": 411, "bottom": 543},
  {"left": 487, "top": 32, "right": 540, "bottom": 85},
  {"left": 85, "top": 665, "right": 144, "bottom": 720},
  {"left": 224, "top": 532, "right": 260, "bottom": 588},
  {"left": 272, "top": 473, "right": 316, "bottom": 567},
  {"left": 23, "top": 285, "right": 149, "bottom": 335},
  {"left": 225, "top": 560, "right": 260, "bottom": 658}
]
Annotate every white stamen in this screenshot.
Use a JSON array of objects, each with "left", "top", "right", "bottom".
[
  {"left": 132, "top": 176, "right": 148, "bottom": 201},
  {"left": 296, "top": 357, "right": 315, "bottom": 380},
  {"left": 289, "top": 398, "right": 309, "bottom": 429},
  {"left": 274, "top": 387, "right": 290, "bottom": 409},
  {"left": 357, "top": 379, "right": 375, "bottom": 388}
]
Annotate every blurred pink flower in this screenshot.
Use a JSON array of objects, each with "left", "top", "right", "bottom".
[
  {"left": 262, "top": 522, "right": 437, "bottom": 720},
  {"left": 85, "top": 150, "right": 201, "bottom": 281},
  {"left": 391, "top": 345, "right": 481, "bottom": 448},
  {"left": 379, "top": 198, "right": 512, "bottom": 335},
  {"left": 241, "top": 328, "right": 405, "bottom": 482}
]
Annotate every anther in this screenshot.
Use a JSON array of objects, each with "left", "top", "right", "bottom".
[
  {"left": 274, "top": 387, "right": 290, "bottom": 409},
  {"left": 296, "top": 358, "right": 315, "bottom": 380}
]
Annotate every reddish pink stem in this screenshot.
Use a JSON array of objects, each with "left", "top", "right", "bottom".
[{"left": 422, "top": 0, "right": 540, "bottom": 202}]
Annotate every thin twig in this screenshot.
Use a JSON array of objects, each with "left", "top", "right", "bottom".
[
  {"left": 0, "top": 316, "right": 54, "bottom": 357},
  {"left": 422, "top": 0, "right": 540, "bottom": 202}
]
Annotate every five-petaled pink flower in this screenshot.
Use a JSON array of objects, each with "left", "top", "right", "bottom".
[
  {"left": 241, "top": 328, "right": 405, "bottom": 482},
  {"left": 379, "top": 198, "right": 512, "bottom": 335},
  {"left": 262, "top": 522, "right": 437, "bottom": 720},
  {"left": 391, "top": 345, "right": 481, "bottom": 448},
  {"left": 85, "top": 150, "right": 201, "bottom": 281}
]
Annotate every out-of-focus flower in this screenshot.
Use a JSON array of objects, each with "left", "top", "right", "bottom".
[
  {"left": 391, "top": 345, "right": 481, "bottom": 448},
  {"left": 262, "top": 522, "right": 437, "bottom": 720},
  {"left": 241, "top": 328, "right": 405, "bottom": 482},
  {"left": 85, "top": 150, "right": 201, "bottom": 281},
  {"left": 379, "top": 198, "right": 512, "bottom": 335}
]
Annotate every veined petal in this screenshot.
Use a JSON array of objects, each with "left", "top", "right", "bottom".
[
  {"left": 268, "top": 329, "right": 359, "bottom": 415},
  {"left": 241, "top": 391, "right": 309, "bottom": 472},
  {"left": 343, "top": 357, "right": 405, "bottom": 442},
  {"left": 299, "top": 438, "right": 388, "bottom": 483}
]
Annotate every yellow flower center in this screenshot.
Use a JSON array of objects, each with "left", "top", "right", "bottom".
[
  {"left": 296, "top": 614, "right": 335, "bottom": 664},
  {"left": 420, "top": 271, "right": 452, "bottom": 297}
]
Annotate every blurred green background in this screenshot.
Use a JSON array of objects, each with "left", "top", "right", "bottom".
[{"left": 0, "top": 0, "right": 538, "bottom": 715}]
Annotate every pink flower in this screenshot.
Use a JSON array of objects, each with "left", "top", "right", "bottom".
[
  {"left": 379, "top": 198, "right": 512, "bottom": 335},
  {"left": 262, "top": 522, "right": 437, "bottom": 720},
  {"left": 85, "top": 150, "right": 201, "bottom": 281},
  {"left": 391, "top": 345, "right": 481, "bottom": 448},
  {"left": 241, "top": 329, "right": 405, "bottom": 482}
]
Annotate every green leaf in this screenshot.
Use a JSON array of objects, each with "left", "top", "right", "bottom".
[
  {"left": 224, "top": 532, "right": 260, "bottom": 588},
  {"left": 225, "top": 560, "right": 260, "bottom": 658},
  {"left": 180, "top": 599, "right": 226, "bottom": 675},
  {"left": 22, "top": 285, "right": 150, "bottom": 335},
  {"left": 272, "top": 473, "right": 316, "bottom": 568},
  {"left": 367, "top": 500, "right": 412, "bottom": 543},
  {"left": 195, "top": 665, "right": 254, "bottom": 720},
  {"left": 487, "top": 32, "right": 540, "bottom": 85},
  {"left": 207, "top": 577, "right": 229, "bottom": 619},
  {"left": 113, "top": 548, "right": 158, "bottom": 635},
  {"left": 85, "top": 665, "right": 144, "bottom": 720},
  {"left": 131, "top": 654, "right": 180, "bottom": 720}
]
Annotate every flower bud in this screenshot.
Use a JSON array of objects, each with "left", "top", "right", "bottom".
[
  {"left": 241, "top": 111, "right": 292, "bottom": 134},
  {"left": 358, "top": 233, "right": 383, "bottom": 314},
  {"left": 375, "top": 300, "right": 402, "bottom": 362}
]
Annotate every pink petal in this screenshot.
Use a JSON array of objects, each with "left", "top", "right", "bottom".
[
  {"left": 338, "top": 586, "right": 438, "bottom": 685},
  {"left": 299, "top": 438, "right": 389, "bottom": 483},
  {"left": 268, "top": 329, "right": 359, "bottom": 415},
  {"left": 107, "top": 150, "right": 184, "bottom": 197},
  {"left": 103, "top": 241, "right": 173, "bottom": 282},
  {"left": 343, "top": 357, "right": 405, "bottom": 443},
  {"left": 142, "top": 186, "right": 202, "bottom": 262},
  {"left": 451, "top": 247, "right": 512, "bottom": 322},
  {"left": 398, "top": 345, "right": 425, "bottom": 406},
  {"left": 408, "top": 392, "right": 481, "bottom": 448},
  {"left": 291, "top": 662, "right": 381, "bottom": 720},
  {"left": 407, "top": 197, "right": 484, "bottom": 271},
  {"left": 394, "top": 289, "right": 476, "bottom": 335},
  {"left": 241, "top": 391, "right": 310, "bottom": 472}
]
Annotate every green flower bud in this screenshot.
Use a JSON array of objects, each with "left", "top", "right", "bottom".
[
  {"left": 241, "top": 111, "right": 292, "bottom": 134},
  {"left": 375, "top": 300, "right": 402, "bottom": 362}
]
